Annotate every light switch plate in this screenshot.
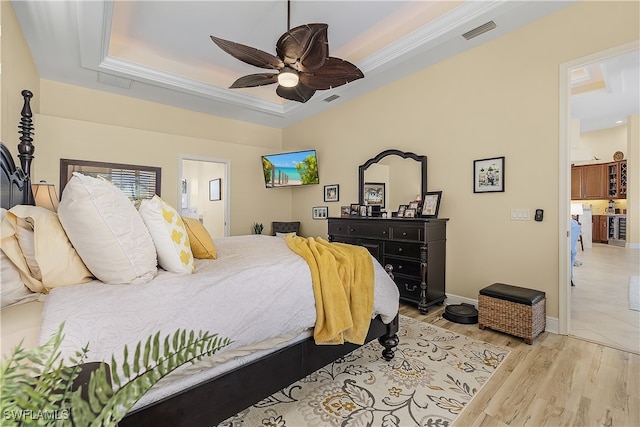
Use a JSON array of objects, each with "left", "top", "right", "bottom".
[{"left": 510, "top": 208, "right": 529, "bottom": 220}]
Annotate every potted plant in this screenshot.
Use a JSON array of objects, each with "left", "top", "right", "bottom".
[
  {"left": 252, "top": 222, "right": 264, "bottom": 234},
  {"left": 0, "top": 324, "right": 231, "bottom": 426}
]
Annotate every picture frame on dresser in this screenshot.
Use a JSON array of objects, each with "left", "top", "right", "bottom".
[
  {"left": 397, "top": 204, "right": 408, "bottom": 217},
  {"left": 421, "top": 191, "right": 442, "bottom": 218},
  {"left": 363, "top": 182, "right": 385, "bottom": 207},
  {"left": 473, "top": 156, "right": 504, "bottom": 193}
]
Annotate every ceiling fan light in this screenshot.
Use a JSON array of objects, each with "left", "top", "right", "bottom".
[{"left": 278, "top": 68, "right": 299, "bottom": 87}]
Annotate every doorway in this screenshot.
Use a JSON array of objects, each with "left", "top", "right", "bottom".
[
  {"left": 179, "top": 156, "right": 230, "bottom": 238},
  {"left": 559, "top": 41, "right": 639, "bottom": 352}
]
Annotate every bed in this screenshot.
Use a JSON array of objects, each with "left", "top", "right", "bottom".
[{"left": 0, "top": 90, "right": 400, "bottom": 426}]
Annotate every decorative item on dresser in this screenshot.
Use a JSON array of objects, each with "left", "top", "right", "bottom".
[{"left": 328, "top": 216, "right": 448, "bottom": 314}]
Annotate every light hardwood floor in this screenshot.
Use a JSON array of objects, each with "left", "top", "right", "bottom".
[
  {"left": 571, "top": 243, "right": 640, "bottom": 354},
  {"left": 400, "top": 303, "right": 640, "bottom": 427}
]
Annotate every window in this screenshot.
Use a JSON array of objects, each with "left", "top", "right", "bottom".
[{"left": 60, "top": 159, "right": 161, "bottom": 201}]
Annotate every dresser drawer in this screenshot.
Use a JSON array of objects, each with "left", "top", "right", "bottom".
[
  {"left": 328, "top": 221, "right": 350, "bottom": 236},
  {"left": 384, "top": 256, "right": 421, "bottom": 277},
  {"left": 346, "top": 223, "right": 390, "bottom": 239},
  {"left": 391, "top": 225, "right": 421, "bottom": 241},
  {"left": 395, "top": 276, "right": 422, "bottom": 301},
  {"left": 384, "top": 241, "right": 421, "bottom": 258}
]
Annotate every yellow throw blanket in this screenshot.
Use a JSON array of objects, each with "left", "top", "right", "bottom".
[{"left": 285, "top": 235, "right": 374, "bottom": 345}]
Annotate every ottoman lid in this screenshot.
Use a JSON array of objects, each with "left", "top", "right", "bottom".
[{"left": 479, "top": 283, "right": 545, "bottom": 306}]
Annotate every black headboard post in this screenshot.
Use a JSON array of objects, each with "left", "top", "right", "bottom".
[{"left": 17, "top": 90, "right": 34, "bottom": 205}]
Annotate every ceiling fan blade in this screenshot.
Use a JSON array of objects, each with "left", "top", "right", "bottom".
[
  {"left": 276, "top": 83, "right": 316, "bottom": 103},
  {"left": 210, "top": 36, "right": 284, "bottom": 70},
  {"left": 229, "top": 73, "right": 279, "bottom": 88},
  {"left": 299, "top": 57, "right": 364, "bottom": 90},
  {"left": 276, "top": 24, "right": 328, "bottom": 72}
]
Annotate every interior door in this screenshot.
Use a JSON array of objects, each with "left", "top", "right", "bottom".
[{"left": 179, "top": 157, "right": 230, "bottom": 238}]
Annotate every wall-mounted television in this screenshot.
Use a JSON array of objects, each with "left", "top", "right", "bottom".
[{"left": 262, "top": 149, "right": 319, "bottom": 188}]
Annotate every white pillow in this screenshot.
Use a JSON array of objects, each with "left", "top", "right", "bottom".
[
  {"left": 139, "top": 196, "right": 195, "bottom": 274},
  {"left": 276, "top": 232, "right": 297, "bottom": 238},
  {"left": 58, "top": 173, "right": 157, "bottom": 285}
]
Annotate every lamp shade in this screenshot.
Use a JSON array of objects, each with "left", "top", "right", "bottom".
[
  {"left": 32, "top": 180, "right": 59, "bottom": 211},
  {"left": 570, "top": 202, "right": 584, "bottom": 216}
]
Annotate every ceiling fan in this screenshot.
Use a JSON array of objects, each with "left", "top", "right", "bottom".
[{"left": 210, "top": 1, "right": 364, "bottom": 103}]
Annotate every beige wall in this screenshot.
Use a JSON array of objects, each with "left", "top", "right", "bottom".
[
  {"left": 1, "top": 1, "right": 39, "bottom": 148},
  {"left": 4, "top": 1, "right": 639, "bottom": 316},
  {"left": 627, "top": 115, "right": 639, "bottom": 247},
  {"left": 572, "top": 125, "right": 628, "bottom": 165},
  {"left": 284, "top": 1, "right": 640, "bottom": 317}
]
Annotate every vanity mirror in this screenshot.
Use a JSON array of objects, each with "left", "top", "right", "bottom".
[{"left": 358, "top": 150, "right": 427, "bottom": 213}]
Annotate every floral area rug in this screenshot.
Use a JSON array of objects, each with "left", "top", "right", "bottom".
[{"left": 217, "top": 315, "right": 509, "bottom": 427}]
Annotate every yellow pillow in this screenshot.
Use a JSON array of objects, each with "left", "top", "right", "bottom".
[{"left": 182, "top": 217, "right": 217, "bottom": 259}]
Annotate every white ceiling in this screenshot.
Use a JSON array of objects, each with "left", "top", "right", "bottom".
[{"left": 11, "top": 1, "right": 638, "bottom": 131}]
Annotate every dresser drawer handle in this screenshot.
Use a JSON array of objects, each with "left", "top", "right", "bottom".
[
  {"left": 397, "top": 265, "right": 403, "bottom": 270},
  {"left": 402, "top": 232, "right": 407, "bottom": 236},
  {"left": 397, "top": 247, "right": 403, "bottom": 253},
  {"left": 350, "top": 228, "right": 355, "bottom": 232},
  {"left": 404, "top": 283, "right": 417, "bottom": 292},
  {"left": 382, "top": 230, "right": 387, "bottom": 235}
]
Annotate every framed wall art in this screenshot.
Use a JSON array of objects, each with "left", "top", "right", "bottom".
[
  {"left": 324, "top": 184, "right": 339, "bottom": 202},
  {"left": 421, "top": 191, "right": 442, "bottom": 218},
  {"left": 209, "top": 178, "right": 221, "bottom": 201},
  {"left": 363, "top": 182, "right": 385, "bottom": 207},
  {"left": 473, "top": 156, "right": 504, "bottom": 193},
  {"left": 312, "top": 206, "right": 328, "bottom": 219}
]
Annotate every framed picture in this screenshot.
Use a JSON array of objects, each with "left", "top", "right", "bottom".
[
  {"left": 421, "top": 191, "right": 442, "bottom": 218},
  {"left": 474, "top": 156, "right": 504, "bottom": 193},
  {"left": 209, "top": 178, "right": 221, "bottom": 201},
  {"left": 397, "top": 204, "right": 408, "bottom": 217},
  {"left": 404, "top": 208, "right": 416, "bottom": 218},
  {"left": 312, "top": 206, "right": 328, "bottom": 219},
  {"left": 341, "top": 206, "right": 350, "bottom": 217},
  {"left": 408, "top": 201, "right": 420, "bottom": 210},
  {"left": 324, "top": 184, "right": 339, "bottom": 202},
  {"left": 363, "top": 182, "right": 385, "bottom": 207},
  {"left": 350, "top": 204, "right": 360, "bottom": 216}
]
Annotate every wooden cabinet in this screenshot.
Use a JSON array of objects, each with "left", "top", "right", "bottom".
[
  {"left": 592, "top": 215, "right": 608, "bottom": 243},
  {"left": 328, "top": 217, "right": 447, "bottom": 313},
  {"left": 572, "top": 161, "right": 626, "bottom": 200}
]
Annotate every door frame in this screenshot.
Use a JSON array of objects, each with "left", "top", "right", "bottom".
[
  {"left": 558, "top": 40, "right": 639, "bottom": 335},
  {"left": 178, "top": 154, "right": 231, "bottom": 237}
]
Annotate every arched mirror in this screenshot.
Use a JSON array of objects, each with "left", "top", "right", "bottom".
[{"left": 358, "top": 150, "right": 427, "bottom": 212}]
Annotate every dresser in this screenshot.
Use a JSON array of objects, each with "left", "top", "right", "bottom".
[{"left": 328, "top": 217, "right": 447, "bottom": 313}]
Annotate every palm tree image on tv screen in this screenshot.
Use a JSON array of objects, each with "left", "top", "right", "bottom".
[{"left": 262, "top": 150, "right": 319, "bottom": 188}]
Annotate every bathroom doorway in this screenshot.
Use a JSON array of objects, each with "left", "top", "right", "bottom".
[{"left": 179, "top": 156, "right": 230, "bottom": 238}]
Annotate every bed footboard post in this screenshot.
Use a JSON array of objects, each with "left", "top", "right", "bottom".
[
  {"left": 17, "top": 90, "right": 34, "bottom": 205},
  {"left": 378, "top": 315, "right": 399, "bottom": 361}
]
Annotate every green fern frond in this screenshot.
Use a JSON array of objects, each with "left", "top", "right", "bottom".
[{"left": 1, "top": 323, "right": 232, "bottom": 427}]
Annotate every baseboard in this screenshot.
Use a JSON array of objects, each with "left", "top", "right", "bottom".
[
  {"left": 628, "top": 242, "right": 640, "bottom": 249},
  {"left": 445, "top": 293, "right": 559, "bottom": 334}
]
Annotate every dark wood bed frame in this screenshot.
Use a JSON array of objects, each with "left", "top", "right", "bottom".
[{"left": 1, "top": 90, "right": 400, "bottom": 426}]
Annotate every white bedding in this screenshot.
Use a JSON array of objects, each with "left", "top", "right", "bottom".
[{"left": 38, "top": 235, "right": 399, "bottom": 409}]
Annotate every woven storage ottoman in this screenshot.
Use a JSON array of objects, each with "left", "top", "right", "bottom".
[{"left": 478, "top": 283, "right": 546, "bottom": 344}]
